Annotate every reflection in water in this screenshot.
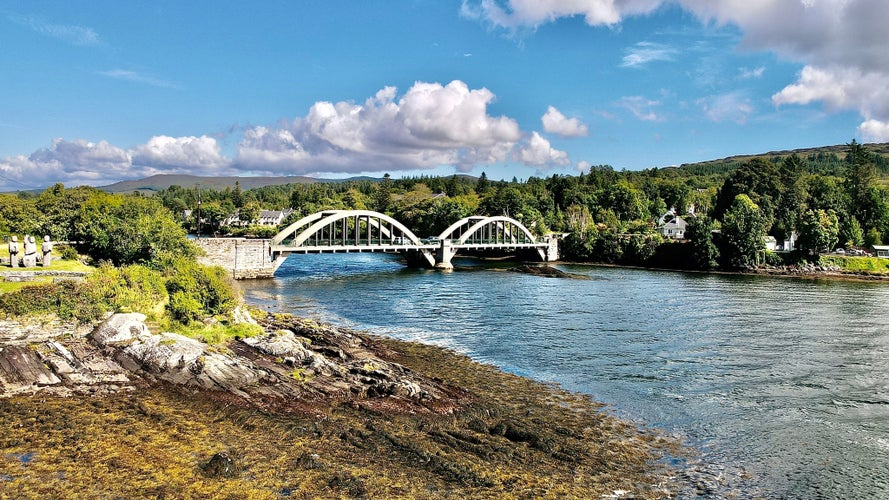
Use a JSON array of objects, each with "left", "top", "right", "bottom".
[{"left": 239, "top": 254, "right": 889, "bottom": 498}]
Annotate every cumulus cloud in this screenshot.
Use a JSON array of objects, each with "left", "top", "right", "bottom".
[
  {"left": 1, "top": 80, "right": 561, "bottom": 190},
  {"left": 236, "top": 80, "right": 534, "bottom": 175},
  {"left": 0, "top": 136, "right": 233, "bottom": 190},
  {"left": 515, "top": 132, "right": 570, "bottom": 167},
  {"left": 859, "top": 120, "right": 889, "bottom": 142},
  {"left": 576, "top": 160, "right": 592, "bottom": 173},
  {"left": 541, "top": 106, "right": 588, "bottom": 137},
  {"left": 621, "top": 42, "right": 677, "bottom": 68},
  {"left": 131, "top": 135, "right": 230, "bottom": 171},
  {"left": 464, "top": 0, "right": 889, "bottom": 134},
  {"left": 0, "top": 139, "right": 133, "bottom": 189}
]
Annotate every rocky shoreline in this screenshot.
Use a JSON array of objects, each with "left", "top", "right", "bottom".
[{"left": 0, "top": 309, "right": 714, "bottom": 498}]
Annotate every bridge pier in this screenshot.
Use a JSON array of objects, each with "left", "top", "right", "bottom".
[{"left": 434, "top": 240, "right": 457, "bottom": 270}]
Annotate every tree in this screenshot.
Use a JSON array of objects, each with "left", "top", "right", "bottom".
[
  {"left": 838, "top": 216, "right": 864, "bottom": 249},
  {"left": 844, "top": 139, "right": 876, "bottom": 226},
  {"left": 713, "top": 158, "right": 781, "bottom": 225},
  {"left": 77, "top": 193, "right": 195, "bottom": 266},
  {"left": 797, "top": 209, "right": 839, "bottom": 254},
  {"left": 721, "top": 194, "right": 768, "bottom": 268},
  {"left": 373, "top": 173, "right": 393, "bottom": 213},
  {"left": 685, "top": 216, "right": 719, "bottom": 270},
  {"left": 476, "top": 171, "right": 490, "bottom": 194},
  {"left": 238, "top": 202, "right": 261, "bottom": 225}
]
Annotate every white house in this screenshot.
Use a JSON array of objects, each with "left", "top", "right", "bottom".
[
  {"left": 659, "top": 216, "right": 687, "bottom": 240},
  {"left": 257, "top": 208, "right": 294, "bottom": 226}
]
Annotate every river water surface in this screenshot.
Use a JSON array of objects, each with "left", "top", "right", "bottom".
[{"left": 239, "top": 253, "right": 889, "bottom": 498}]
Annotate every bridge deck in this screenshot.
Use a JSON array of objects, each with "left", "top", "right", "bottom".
[{"left": 271, "top": 241, "right": 548, "bottom": 254}]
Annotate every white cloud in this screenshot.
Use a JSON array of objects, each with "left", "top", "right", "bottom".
[
  {"left": 99, "top": 70, "right": 178, "bottom": 89},
  {"left": 0, "top": 136, "right": 236, "bottom": 190},
  {"left": 698, "top": 92, "right": 753, "bottom": 124},
  {"left": 0, "top": 139, "right": 134, "bottom": 189},
  {"left": 576, "top": 160, "right": 592, "bottom": 173},
  {"left": 858, "top": 119, "right": 889, "bottom": 142},
  {"left": 515, "top": 132, "right": 570, "bottom": 167},
  {"left": 237, "top": 80, "right": 528, "bottom": 174},
  {"left": 460, "top": 0, "right": 663, "bottom": 28},
  {"left": 739, "top": 66, "right": 764, "bottom": 79},
  {"left": 621, "top": 42, "right": 677, "bottom": 68},
  {"left": 9, "top": 14, "right": 100, "bottom": 46},
  {"left": 541, "top": 106, "right": 588, "bottom": 137},
  {"left": 618, "top": 96, "right": 662, "bottom": 121},
  {"left": 772, "top": 65, "right": 889, "bottom": 119},
  {"left": 131, "top": 136, "right": 230, "bottom": 171},
  {"left": 464, "top": 0, "right": 889, "bottom": 129}
]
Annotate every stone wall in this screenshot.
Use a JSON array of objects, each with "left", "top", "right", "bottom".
[{"left": 194, "top": 238, "right": 278, "bottom": 279}]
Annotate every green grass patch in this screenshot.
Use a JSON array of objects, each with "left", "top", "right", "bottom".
[
  {"left": 0, "top": 277, "right": 54, "bottom": 294},
  {"left": 820, "top": 255, "right": 889, "bottom": 274},
  {"left": 172, "top": 320, "right": 264, "bottom": 345}
]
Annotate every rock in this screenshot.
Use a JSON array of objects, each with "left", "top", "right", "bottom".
[
  {"left": 201, "top": 452, "right": 239, "bottom": 478},
  {"left": 117, "top": 331, "right": 266, "bottom": 394},
  {"left": 509, "top": 264, "right": 581, "bottom": 279},
  {"left": 91, "top": 313, "right": 149, "bottom": 347},
  {"left": 295, "top": 453, "right": 326, "bottom": 470}
]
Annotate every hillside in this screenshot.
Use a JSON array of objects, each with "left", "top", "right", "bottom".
[
  {"left": 76, "top": 141, "right": 889, "bottom": 195},
  {"left": 100, "top": 174, "right": 322, "bottom": 194},
  {"left": 678, "top": 142, "right": 889, "bottom": 176}
]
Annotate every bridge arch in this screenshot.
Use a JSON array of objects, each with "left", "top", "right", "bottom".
[
  {"left": 438, "top": 215, "right": 537, "bottom": 245},
  {"left": 273, "top": 210, "right": 424, "bottom": 247}
]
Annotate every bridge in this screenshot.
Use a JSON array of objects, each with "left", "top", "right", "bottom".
[{"left": 196, "top": 210, "right": 559, "bottom": 278}]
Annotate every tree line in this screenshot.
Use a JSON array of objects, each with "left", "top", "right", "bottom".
[{"left": 3, "top": 140, "right": 887, "bottom": 271}]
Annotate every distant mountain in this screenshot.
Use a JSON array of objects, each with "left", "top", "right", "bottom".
[{"left": 99, "top": 174, "right": 377, "bottom": 194}]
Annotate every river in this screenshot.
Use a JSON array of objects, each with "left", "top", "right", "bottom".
[{"left": 238, "top": 253, "right": 889, "bottom": 498}]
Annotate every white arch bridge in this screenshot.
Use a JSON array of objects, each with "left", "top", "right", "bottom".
[
  {"left": 195, "top": 210, "right": 560, "bottom": 278},
  {"left": 267, "top": 210, "right": 559, "bottom": 271}
]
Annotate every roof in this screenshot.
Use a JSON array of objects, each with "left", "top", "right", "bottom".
[{"left": 661, "top": 216, "right": 687, "bottom": 229}]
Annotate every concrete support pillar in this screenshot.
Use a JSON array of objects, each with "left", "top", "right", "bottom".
[{"left": 434, "top": 239, "right": 455, "bottom": 270}]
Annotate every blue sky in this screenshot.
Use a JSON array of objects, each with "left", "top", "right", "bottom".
[{"left": 2, "top": 0, "right": 887, "bottom": 191}]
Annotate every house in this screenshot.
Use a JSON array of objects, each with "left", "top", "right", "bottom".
[
  {"left": 873, "top": 245, "right": 889, "bottom": 258},
  {"left": 257, "top": 208, "right": 295, "bottom": 226},
  {"left": 221, "top": 208, "right": 295, "bottom": 227},
  {"left": 764, "top": 236, "right": 777, "bottom": 251},
  {"left": 659, "top": 216, "right": 687, "bottom": 240}
]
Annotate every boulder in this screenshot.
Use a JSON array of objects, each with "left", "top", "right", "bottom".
[{"left": 91, "top": 313, "right": 149, "bottom": 347}]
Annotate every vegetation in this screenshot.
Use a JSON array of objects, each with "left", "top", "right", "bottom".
[{"left": 0, "top": 187, "right": 251, "bottom": 344}]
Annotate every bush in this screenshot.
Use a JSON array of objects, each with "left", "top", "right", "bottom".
[
  {"left": 0, "top": 281, "right": 105, "bottom": 322},
  {"left": 54, "top": 244, "right": 80, "bottom": 261},
  {"left": 161, "top": 257, "right": 237, "bottom": 323}
]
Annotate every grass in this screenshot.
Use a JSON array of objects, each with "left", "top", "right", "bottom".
[
  {"left": 820, "top": 255, "right": 889, "bottom": 274},
  {"left": 0, "top": 257, "right": 94, "bottom": 295}
]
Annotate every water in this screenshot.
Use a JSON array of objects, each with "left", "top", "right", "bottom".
[{"left": 239, "top": 253, "right": 889, "bottom": 498}]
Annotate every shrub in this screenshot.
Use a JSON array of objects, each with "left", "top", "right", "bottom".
[{"left": 54, "top": 244, "right": 80, "bottom": 261}]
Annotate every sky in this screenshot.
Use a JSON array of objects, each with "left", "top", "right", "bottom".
[{"left": 1, "top": 0, "right": 888, "bottom": 191}]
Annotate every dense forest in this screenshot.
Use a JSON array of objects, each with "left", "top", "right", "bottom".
[{"left": 2, "top": 141, "right": 887, "bottom": 271}]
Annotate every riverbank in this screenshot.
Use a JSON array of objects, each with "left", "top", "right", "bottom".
[
  {"left": 557, "top": 259, "right": 889, "bottom": 284},
  {"left": 0, "top": 310, "right": 688, "bottom": 498}
]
